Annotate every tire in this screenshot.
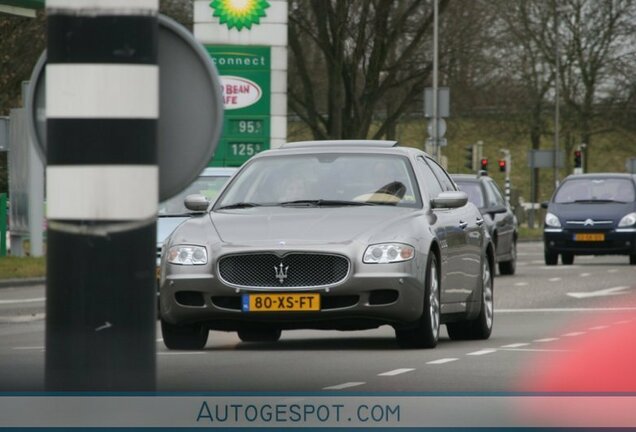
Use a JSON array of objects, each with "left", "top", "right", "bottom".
[
  {"left": 630, "top": 254, "right": 636, "bottom": 265},
  {"left": 395, "top": 254, "right": 440, "bottom": 349},
  {"left": 161, "top": 319, "right": 208, "bottom": 350},
  {"left": 545, "top": 248, "right": 558, "bottom": 266},
  {"left": 238, "top": 329, "right": 282, "bottom": 343},
  {"left": 498, "top": 240, "right": 517, "bottom": 275},
  {"left": 561, "top": 253, "right": 574, "bottom": 265},
  {"left": 447, "top": 257, "right": 494, "bottom": 340}
]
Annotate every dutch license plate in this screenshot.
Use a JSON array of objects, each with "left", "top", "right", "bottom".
[
  {"left": 242, "top": 293, "right": 320, "bottom": 312},
  {"left": 574, "top": 233, "right": 605, "bottom": 241}
]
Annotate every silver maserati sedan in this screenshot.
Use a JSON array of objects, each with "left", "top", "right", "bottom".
[{"left": 159, "top": 141, "right": 495, "bottom": 350}]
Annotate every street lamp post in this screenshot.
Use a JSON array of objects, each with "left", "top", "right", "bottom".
[
  {"left": 432, "top": 0, "right": 439, "bottom": 161},
  {"left": 553, "top": 3, "right": 560, "bottom": 189}
]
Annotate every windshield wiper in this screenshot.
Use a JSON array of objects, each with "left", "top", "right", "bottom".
[
  {"left": 279, "top": 199, "right": 376, "bottom": 207},
  {"left": 569, "top": 199, "right": 627, "bottom": 204},
  {"left": 217, "top": 202, "right": 262, "bottom": 210}
]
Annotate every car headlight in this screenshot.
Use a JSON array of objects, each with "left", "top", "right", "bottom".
[
  {"left": 545, "top": 212, "right": 561, "bottom": 228},
  {"left": 167, "top": 245, "right": 208, "bottom": 265},
  {"left": 618, "top": 212, "right": 636, "bottom": 227},
  {"left": 363, "top": 243, "right": 415, "bottom": 264}
]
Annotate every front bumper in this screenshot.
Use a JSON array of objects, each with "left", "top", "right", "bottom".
[
  {"left": 159, "top": 260, "right": 425, "bottom": 331},
  {"left": 543, "top": 227, "right": 636, "bottom": 255}
]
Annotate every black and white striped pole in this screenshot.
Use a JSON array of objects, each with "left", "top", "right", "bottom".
[
  {"left": 45, "top": 0, "right": 158, "bottom": 391},
  {"left": 501, "top": 149, "right": 511, "bottom": 205}
]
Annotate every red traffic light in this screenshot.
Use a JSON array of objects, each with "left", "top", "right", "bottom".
[
  {"left": 480, "top": 158, "right": 488, "bottom": 170},
  {"left": 574, "top": 150, "right": 582, "bottom": 168},
  {"left": 498, "top": 159, "right": 506, "bottom": 172}
]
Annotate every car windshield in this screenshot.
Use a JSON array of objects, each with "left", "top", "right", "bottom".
[
  {"left": 159, "top": 174, "right": 232, "bottom": 216},
  {"left": 215, "top": 153, "right": 421, "bottom": 209},
  {"left": 455, "top": 181, "right": 485, "bottom": 207},
  {"left": 554, "top": 178, "right": 635, "bottom": 203}
]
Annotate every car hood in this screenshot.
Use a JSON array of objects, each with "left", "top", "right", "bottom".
[
  {"left": 549, "top": 201, "right": 636, "bottom": 223},
  {"left": 157, "top": 216, "right": 189, "bottom": 244},
  {"left": 209, "top": 206, "right": 419, "bottom": 245}
]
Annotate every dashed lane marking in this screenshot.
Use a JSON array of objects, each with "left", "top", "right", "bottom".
[
  {"left": 466, "top": 349, "right": 497, "bottom": 356},
  {"left": 0, "top": 297, "right": 45, "bottom": 305},
  {"left": 156, "top": 352, "right": 207, "bottom": 356},
  {"left": 548, "top": 277, "right": 561, "bottom": 282},
  {"left": 589, "top": 325, "right": 609, "bottom": 330},
  {"left": 534, "top": 338, "right": 559, "bottom": 342},
  {"left": 323, "top": 382, "right": 366, "bottom": 390},
  {"left": 426, "top": 358, "right": 458, "bottom": 365},
  {"left": 12, "top": 346, "right": 44, "bottom": 350},
  {"left": 514, "top": 282, "right": 529, "bottom": 287},
  {"left": 615, "top": 320, "right": 632, "bottom": 325},
  {"left": 608, "top": 269, "right": 619, "bottom": 273},
  {"left": 378, "top": 368, "right": 415, "bottom": 376},
  {"left": 563, "top": 332, "right": 586, "bottom": 337},
  {"left": 500, "top": 348, "right": 570, "bottom": 353},
  {"left": 500, "top": 343, "right": 529, "bottom": 348},
  {"left": 580, "top": 273, "right": 590, "bottom": 277},
  {"left": 497, "top": 307, "right": 636, "bottom": 313}
]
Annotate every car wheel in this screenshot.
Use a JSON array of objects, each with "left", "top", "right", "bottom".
[
  {"left": 447, "top": 257, "right": 494, "bottom": 340},
  {"left": 395, "top": 253, "right": 440, "bottom": 349},
  {"left": 545, "top": 248, "right": 558, "bottom": 266},
  {"left": 161, "top": 319, "right": 208, "bottom": 350},
  {"left": 238, "top": 329, "right": 282, "bottom": 342},
  {"left": 630, "top": 254, "right": 636, "bottom": 265},
  {"left": 561, "top": 253, "right": 574, "bottom": 265},
  {"left": 498, "top": 240, "right": 517, "bottom": 275}
]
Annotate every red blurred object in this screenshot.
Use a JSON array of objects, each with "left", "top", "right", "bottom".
[
  {"left": 480, "top": 158, "right": 488, "bottom": 171},
  {"left": 498, "top": 159, "right": 506, "bottom": 172}
]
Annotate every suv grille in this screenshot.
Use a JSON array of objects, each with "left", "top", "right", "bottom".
[{"left": 218, "top": 253, "right": 350, "bottom": 288}]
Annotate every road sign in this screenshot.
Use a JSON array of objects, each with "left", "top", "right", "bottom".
[
  {"left": 424, "top": 87, "right": 450, "bottom": 118},
  {"left": 426, "top": 118, "right": 446, "bottom": 138},
  {"left": 26, "top": 15, "right": 224, "bottom": 201},
  {"left": 527, "top": 149, "right": 565, "bottom": 168}
]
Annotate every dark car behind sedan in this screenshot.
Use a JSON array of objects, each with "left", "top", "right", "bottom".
[
  {"left": 452, "top": 174, "right": 518, "bottom": 275},
  {"left": 542, "top": 173, "right": 636, "bottom": 265}
]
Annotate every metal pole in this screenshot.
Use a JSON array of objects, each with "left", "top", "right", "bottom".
[
  {"left": 432, "top": 0, "right": 439, "bottom": 161},
  {"left": 0, "top": 193, "right": 6, "bottom": 256},
  {"left": 45, "top": 0, "right": 158, "bottom": 391},
  {"left": 554, "top": 4, "right": 560, "bottom": 188}
]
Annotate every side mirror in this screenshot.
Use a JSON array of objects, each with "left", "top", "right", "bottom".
[
  {"left": 488, "top": 205, "right": 508, "bottom": 215},
  {"left": 184, "top": 194, "right": 209, "bottom": 212},
  {"left": 431, "top": 191, "right": 468, "bottom": 209},
  {"left": 540, "top": 201, "right": 549, "bottom": 209}
]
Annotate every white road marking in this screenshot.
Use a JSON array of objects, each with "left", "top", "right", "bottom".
[
  {"left": 156, "top": 338, "right": 164, "bottom": 343},
  {"left": 608, "top": 269, "right": 619, "bottom": 273},
  {"left": 426, "top": 358, "right": 458, "bottom": 365},
  {"left": 156, "top": 352, "right": 207, "bottom": 356},
  {"left": 497, "top": 307, "right": 636, "bottom": 313},
  {"left": 378, "top": 368, "right": 415, "bottom": 376},
  {"left": 589, "top": 325, "right": 609, "bottom": 330},
  {"left": 563, "top": 332, "right": 586, "bottom": 337},
  {"left": 466, "top": 349, "right": 497, "bottom": 356},
  {"left": 540, "top": 266, "right": 581, "bottom": 270},
  {"left": 580, "top": 273, "right": 590, "bottom": 277},
  {"left": 0, "top": 297, "right": 45, "bottom": 305},
  {"left": 12, "top": 346, "right": 44, "bottom": 350},
  {"left": 548, "top": 277, "right": 561, "bottom": 282},
  {"left": 500, "top": 343, "right": 529, "bottom": 348},
  {"left": 615, "top": 320, "right": 632, "bottom": 325},
  {"left": 95, "top": 321, "right": 112, "bottom": 332},
  {"left": 567, "top": 286, "right": 629, "bottom": 299},
  {"left": 534, "top": 338, "right": 559, "bottom": 343},
  {"left": 323, "top": 382, "right": 366, "bottom": 390},
  {"left": 501, "top": 348, "right": 570, "bottom": 352},
  {"left": 514, "top": 282, "right": 529, "bottom": 287}
]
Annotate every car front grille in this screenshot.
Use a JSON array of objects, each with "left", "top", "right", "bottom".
[{"left": 218, "top": 253, "right": 350, "bottom": 288}]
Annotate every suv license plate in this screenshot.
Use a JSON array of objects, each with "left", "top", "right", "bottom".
[
  {"left": 242, "top": 293, "right": 320, "bottom": 312},
  {"left": 574, "top": 233, "right": 605, "bottom": 241}
]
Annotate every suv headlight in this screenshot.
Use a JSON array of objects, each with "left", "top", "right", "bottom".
[
  {"left": 363, "top": 243, "right": 415, "bottom": 264},
  {"left": 618, "top": 212, "right": 636, "bottom": 227},
  {"left": 545, "top": 212, "right": 561, "bottom": 228},
  {"left": 167, "top": 245, "right": 208, "bottom": 265}
]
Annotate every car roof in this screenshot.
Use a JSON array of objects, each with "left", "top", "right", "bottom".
[
  {"left": 255, "top": 140, "right": 428, "bottom": 159},
  {"left": 563, "top": 173, "right": 635, "bottom": 181},
  {"left": 199, "top": 167, "right": 238, "bottom": 177}
]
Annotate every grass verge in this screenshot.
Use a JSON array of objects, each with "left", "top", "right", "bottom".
[{"left": 0, "top": 256, "right": 46, "bottom": 280}]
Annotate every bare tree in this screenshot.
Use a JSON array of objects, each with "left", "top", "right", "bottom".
[{"left": 288, "top": 0, "right": 450, "bottom": 140}]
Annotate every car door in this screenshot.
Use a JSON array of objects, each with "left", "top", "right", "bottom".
[
  {"left": 484, "top": 179, "right": 515, "bottom": 260},
  {"left": 424, "top": 158, "right": 479, "bottom": 304}
]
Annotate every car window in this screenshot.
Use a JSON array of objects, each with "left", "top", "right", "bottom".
[
  {"left": 455, "top": 181, "right": 485, "bottom": 207},
  {"left": 425, "top": 158, "right": 456, "bottom": 192},
  {"left": 216, "top": 153, "right": 422, "bottom": 208},
  {"left": 158, "top": 175, "right": 232, "bottom": 215},
  {"left": 416, "top": 157, "right": 443, "bottom": 199},
  {"left": 485, "top": 180, "right": 505, "bottom": 207},
  {"left": 554, "top": 178, "right": 636, "bottom": 203}
]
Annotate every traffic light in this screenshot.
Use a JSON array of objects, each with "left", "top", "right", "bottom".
[
  {"left": 464, "top": 144, "right": 475, "bottom": 170},
  {"left": 574, "top": 150, "right": 582, "bottom": 168},
  {"left": 498, "top": 159, "right": 506, "bottom": 172},
  {"left": 480, "top": 158, "right": 488, "bottom": 172}
]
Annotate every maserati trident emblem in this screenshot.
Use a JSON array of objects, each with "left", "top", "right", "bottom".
[
  {"left": 584, "top": 218, "right": 594, "bottom": 227},
  {"left": 274, "top": 263, "right": 289, "bottom": 284}
]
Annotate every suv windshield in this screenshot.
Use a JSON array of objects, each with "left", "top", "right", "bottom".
[
  {"left": 215, "top": 153, "right": 422, "bottom": 209},
  {"left": 554, "top": 178, "right": 635, "bottom": 204}
]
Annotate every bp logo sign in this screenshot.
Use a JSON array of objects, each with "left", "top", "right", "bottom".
[{"left": 209, "top": 0, "right": 270, "bottom": 31}]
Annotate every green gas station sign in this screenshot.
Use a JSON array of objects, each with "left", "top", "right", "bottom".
[{"left": 205, "top": 45, "right": 270, "bottom": 166}]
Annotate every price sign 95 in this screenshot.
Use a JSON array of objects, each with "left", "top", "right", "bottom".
[{"left": 230, "top": 119, "right": 263, "bottom": 136}]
